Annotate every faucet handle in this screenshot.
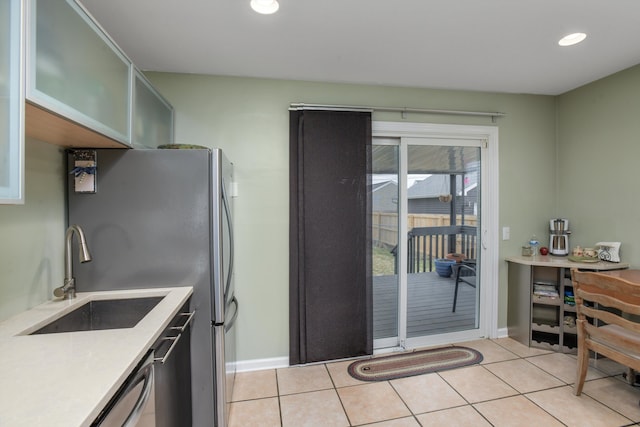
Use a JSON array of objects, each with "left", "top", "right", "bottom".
[{"left": 53, "top": 278, "right": 75, "bottom": 299}]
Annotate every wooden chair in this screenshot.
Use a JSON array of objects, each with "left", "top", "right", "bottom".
[{"left": 571, "top": 269, "right": 640, "bottom": 396}]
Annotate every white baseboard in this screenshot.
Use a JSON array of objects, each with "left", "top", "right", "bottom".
[
  {"left": 235, "top": 356, "right": 289, "bottom": 372},
  {"left": 496, "top": 327, "right": 509, "bottom": 338},
  {"left": 236, "top": 330, "right": 510, "bottom": 373}
]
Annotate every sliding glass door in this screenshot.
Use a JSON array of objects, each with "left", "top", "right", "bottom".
[
  {"left": 405, "top": 141, "right": 480, "bottom": 341},
  {"left": 372, "top": 132, "right": 488, "bottom": 350}
]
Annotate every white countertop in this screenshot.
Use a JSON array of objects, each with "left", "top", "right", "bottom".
[
  {"left": 505, "top": 254, "right": 629, "bottom": 270},
  {"left": 0, "top": 286, "right": 193, "bottom": 427}
]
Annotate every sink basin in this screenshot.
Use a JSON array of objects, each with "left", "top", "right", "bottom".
[{"left": 30, "top": 296, "right": 164, "bottom": 335}]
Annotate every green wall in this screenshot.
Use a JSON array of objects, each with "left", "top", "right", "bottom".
[
  {"left": 147, "top": 73, "right": 557, "bottom": 362},
  {"left": 557, "top": 64, "right": 640, "bottom": 266},
  {"left": 0, "top": 138, "right": 65, "bottom": 321},
  {"left": 7, "top": 68, "right": 635, "bottom": 363}
]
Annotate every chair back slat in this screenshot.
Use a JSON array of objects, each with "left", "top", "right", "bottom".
[
  {"left": 584, "top": 322, "right": 640, "bottom": 354},
  {"left": 584, "top": 338, "right": 640, "bottom": 370},
  {"left": 580, "top": 305, "right": 640, "bottom": 334}
]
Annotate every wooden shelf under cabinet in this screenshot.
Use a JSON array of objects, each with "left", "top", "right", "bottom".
[
  {"left": 25, "top": 102, "right": 129, "bottom": 149},
  {"left": 532, "top": 323, "right": 560, "bottom": 334},
  {"left": 533, "top": 295, "right": 561, "bottom": 306}
]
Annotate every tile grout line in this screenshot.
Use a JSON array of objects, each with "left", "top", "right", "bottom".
[
  {"left": 232, "top": 339, "right": 640, "bottom": 427},
  {"left": 476, "top": 354, "right": 569, "bottom": 426},
  {"left": 434, "top": 368, "right": 497, "bottom": 426},
  {"left": 275, "top": 368, "right": 284, "bottom": 427},
  {"left": 386, "top": 378, "right": 428, "bottom": 427},
  {"left": 485, "top": 339, "right": 638, "bottom": 426},
  {"left": 516, "top": 349, "right": 640, "bottom": 423},
  {"left": 322, "top": 362, "right": 355, "bottom": 426}
]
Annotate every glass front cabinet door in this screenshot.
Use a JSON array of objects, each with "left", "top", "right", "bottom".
[
  {"left": 0, "top": 0, "right": 25, "bottom": 204},
  {"left": 132, "top": 69, "right": 174, "bottom": 149},
  {"left": 26, "top": 0, "right": 131, "bottom": 145}
]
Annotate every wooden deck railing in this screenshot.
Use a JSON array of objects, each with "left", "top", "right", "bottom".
[{"left": 392, "top": 225, "right": 477, "bottom": 273}]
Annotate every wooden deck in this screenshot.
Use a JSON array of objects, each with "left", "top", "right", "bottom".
[{"left": 373, "top": 271, "right": 477, "bottom": 339}]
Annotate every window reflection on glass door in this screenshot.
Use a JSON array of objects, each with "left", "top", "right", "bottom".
[{"left": 371, "top": 143, "right": 399, "bottom": 343}]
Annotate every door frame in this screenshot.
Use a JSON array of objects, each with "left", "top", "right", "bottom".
[{"left": 372, "top": 121, "right": 499, "bottom": 350}]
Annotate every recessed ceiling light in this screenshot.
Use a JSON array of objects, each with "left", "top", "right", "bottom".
[
  {"left": 558, "top": 32, "right": 587, "bottom": 47},
  {"left": 251, "top": 0, "right": 279, "bottom": 14}
]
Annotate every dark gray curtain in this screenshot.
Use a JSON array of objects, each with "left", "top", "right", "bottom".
[{"left": 289, "top": 110, "right": 373, "bottom": 365}]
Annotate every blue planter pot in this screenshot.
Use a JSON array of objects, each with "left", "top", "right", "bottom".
[{"left": 434, "top": 258, "right": 457, "bottom": 277}]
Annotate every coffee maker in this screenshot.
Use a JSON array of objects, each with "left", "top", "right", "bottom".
[{"left": 549, "top": 218, "right": 570, "bottom": 256}]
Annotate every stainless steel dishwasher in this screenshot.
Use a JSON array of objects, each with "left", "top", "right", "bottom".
[
  {"left": 92, "top": 300, "right": 194, "bottom": 427},
  {"left": 92, "top": 351, "right": 156, "bottom": 426}
]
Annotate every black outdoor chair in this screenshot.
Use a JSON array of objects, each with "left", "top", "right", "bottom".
[{"left": 452, "top": 260, "right": 476, "bottom": 312}]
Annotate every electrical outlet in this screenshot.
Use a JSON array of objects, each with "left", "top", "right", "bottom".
[{"left": 502, "top": 226, "right": 510, "bottom": 240}]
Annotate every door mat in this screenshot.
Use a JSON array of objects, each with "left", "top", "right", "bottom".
[{"left": 347, "top": 346, "right": 483, "bottom": 381}]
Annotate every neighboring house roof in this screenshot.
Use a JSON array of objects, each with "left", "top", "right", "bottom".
[
  {"left": 408, "top": 174, "right": 477, "bottom": 199},
  {"left": 372, "top": 181, "right": 397, "bottom": 192},
  {"left": 372, "top": 180, "right": 399, "bottom": 212}
]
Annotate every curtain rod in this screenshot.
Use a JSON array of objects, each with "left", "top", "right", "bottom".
[{"left": 289, "top": 103, "right": 506, "bottom": 122}]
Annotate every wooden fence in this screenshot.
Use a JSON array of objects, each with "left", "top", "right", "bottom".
[{"left": 372, "top": 212, "right": 478, "bottom": 249}]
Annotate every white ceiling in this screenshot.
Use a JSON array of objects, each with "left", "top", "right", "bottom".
[{"left": 79, "top": 0, "right": 640, "bottom": 96}]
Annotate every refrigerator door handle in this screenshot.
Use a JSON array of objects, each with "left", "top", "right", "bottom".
[
  {"left": 222, "top": 181, "right": 234, "bottom": 299},
  {"left": 225, "top": 297, "right": 239, "bottom": 333}
]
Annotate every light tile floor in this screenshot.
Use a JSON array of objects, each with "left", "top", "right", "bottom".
[{"left": 229, "top": 338, "right": 640, "bottom": 427}]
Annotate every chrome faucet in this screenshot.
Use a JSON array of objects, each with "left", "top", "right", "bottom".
[{"left": 54, "top": 225, "right": 92, "bottom": 300}]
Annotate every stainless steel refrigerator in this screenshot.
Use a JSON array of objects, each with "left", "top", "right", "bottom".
[{"left": 66, "top": 148, "right": 237, "bottom": 427}]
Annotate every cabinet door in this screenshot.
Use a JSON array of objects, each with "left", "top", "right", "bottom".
[
  {"left": 26, "top": 0, "right": 131, "bottom": 145},
  {"left": 132, "top": 69, "right": 174, "bottom": 149},
  {"left": 154, "top": 300, "right": 192, "bottom": 427},
  {"left": 0, "top": 0, "right": 24, "bottom": 204}
]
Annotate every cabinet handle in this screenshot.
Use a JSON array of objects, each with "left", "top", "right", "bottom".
[
  {"left": 170, "top": 310, "right": 196, "bottom": 333},
  {"left": 154, "top": 335, "right": 181, "bottom": 365}
]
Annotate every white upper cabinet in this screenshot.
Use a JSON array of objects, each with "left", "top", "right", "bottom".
[
  {"left": 132, "top": 69, "right": 174, "bottom": 149},
  {"left": 26, "top": 0, "right": 132, "bottom": 145},
  {"left": 2, "top": 0, "right": 175, "bottom": 202},
  {"left": 0, "top": 0, "right": 25, "bottom": 204}
]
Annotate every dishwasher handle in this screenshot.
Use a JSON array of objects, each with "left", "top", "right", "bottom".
[{"left": 122, "top": 358, "right": 155, "bottom": 427}]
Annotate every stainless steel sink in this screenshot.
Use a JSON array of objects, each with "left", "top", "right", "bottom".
[{"left": 30, "top": 296, "right": 164, "bottom": 335}]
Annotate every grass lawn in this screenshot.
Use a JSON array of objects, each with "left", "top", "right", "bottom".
[
  {"left": 373, "top": 246, "right": 434, "bottom": 275},
  {"left": 373, "top": 246, "right": 396, "bottom": 276}
]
